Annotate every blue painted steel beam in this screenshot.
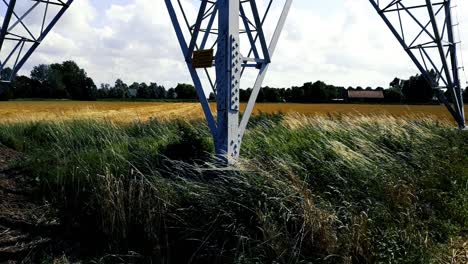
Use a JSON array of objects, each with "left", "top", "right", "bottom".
[
  {"left": 200, "top": 3, "right": 217, "bottom": 50},
  {"left": 12, "top": 0, "right": 74, "bottom": 78},
  {"left": 0, "top": 0, "right": 74, "bottom": 82},
  {"left": 248, "top": 0, "right": 270, "bottom": 64},
  {"left": 369, "top": 0, "right": 465, "bottom": 129},
  {"left": 239, "top": 4, "right": 260, "bottom": 60},
  {"left": 444, "top": 0, "right": 465, "bottom": 122},
  {"left": 0, "top": 0, "right": 16, "bottom": 51},
  {"left": 164, "top": 0, "right": 217, "bottom": 137},
  {"left": 165, "top": 0, "right": 292, "bottom": 162},
  {"left": 186, "top": 0, "right": 208, "bottom": 61},
  {"left": 215, "top": 0, "right": 241, "bottom": 160}
]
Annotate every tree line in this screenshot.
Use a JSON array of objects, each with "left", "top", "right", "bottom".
[
  {"left": 0, "top": 61, "right": 199, "bottom": 101},
  {"left": 1, "top": 60, "right": 467, "bottom": 103},
  {"left": 1, "top": 61, "right": 97, "bottom": 100}
]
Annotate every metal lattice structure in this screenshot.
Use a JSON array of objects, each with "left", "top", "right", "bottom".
[
  {"left": 165, "top": 0, "right": 293, "bottom": 162},
  {"left": 0, "top": 0, "right": 73, "bottom": 82},
  {"left": 369, "top": 0, "right": 465, "bottom": 129}
]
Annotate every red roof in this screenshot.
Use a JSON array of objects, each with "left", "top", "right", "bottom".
[{"left": 348, "top": 90, "right": 384, "bottom": 99}]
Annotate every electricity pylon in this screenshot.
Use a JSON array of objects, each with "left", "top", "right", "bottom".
[
  {"left": 0, "top": 0, "right": 73, "bottom": 82},
  {"left": 165, "top": 0, "right": 293, "bottom": 162},
  {"left": 369, "top": 0, "right": 465, "bottom": 129}
]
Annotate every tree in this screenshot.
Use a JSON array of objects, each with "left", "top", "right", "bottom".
[
  {"left": 0, "top": 68, "right": 14, "bottom": 100},
  {"left": 97, "top": 83, "right": 111, "bottom": 99},
  {"left": 262, "top": 86, "right": 283, "bottom": 102},
  {"left": 174, "top": 83, "right": 197, "bottom": 99},
  {"left": 303, "top": 81, "right": 329, "bottom": 102},
  {"left": 288, "top": 86, "right": 305, "bottom": 102},
  {"left": 327, "top": 85, "right": 341, "bottom": 100},
  {"left": 83, "top": 77, "right": 97, "bottom": 100},
  {"left": 167, "top": 88, "right": 177, "bottom": 99},
  {"left": 401, "top": 73, "right": 434, "bottom": 103},
  {"left": 390, "top": 77, "right": 402, "bottom": 89},
  {"left": 29, "top": 64, "right": 53, "bottom": 98},
  {"left": 149, "top": 82, "right": 166, "bottom": 99},
  {"left": 240, "top": 88, "right": 252, "bottom": 102},
  {"left": 0, "top": 67, "right": 13, "bottom": 81},
  {"left": 27, "top": 61, "right": 96, "bottom": 100},
  {"left": 336, "top": 86, "right": 347, "bottom": 100},
  {"left": 110, "top": 79, "right": 128, "bottom": 98},
  {"left": 12, "top": 76, "right": 33, "bottom": 98},
  {"left": 136, "top": 82, "right": 150, "bottom": 98},
  {"left": 61, "top": 61, "right": 90, "bottom": 100},
  {"left": 30, "top": 64, "right": 50, "bottom": 83},
  {"left": 47, "top": 63, "right": 68, "bottom": 98},
  {"left": 208, "top": 92, "right": 216, "bottom": 101},
  {"left": 384, "top": 88, "right": 403, "bottom": 103}
]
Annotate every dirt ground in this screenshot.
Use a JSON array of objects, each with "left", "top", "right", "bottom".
[{"left": 0, "top": 147, "right": 73, "bottom": 263}]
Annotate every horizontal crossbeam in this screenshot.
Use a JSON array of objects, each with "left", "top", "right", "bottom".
[
  {"left": 0, "top": 0, "right": 73, "bottom": 82},
  {"left": 369, "top": 0, "right": 465, "bottom": 129}
]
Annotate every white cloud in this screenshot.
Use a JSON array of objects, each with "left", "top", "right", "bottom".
[{"left": 13, "top": 0, "right": 468, "bottom": 90}]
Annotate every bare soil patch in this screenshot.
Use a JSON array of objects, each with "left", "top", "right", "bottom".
[{"left": 0, "top": 146, "right": 74, "bottom": 263}]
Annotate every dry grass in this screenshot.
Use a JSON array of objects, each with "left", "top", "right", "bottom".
[
  {"left": 448, "top": 237, "right": 468, "bottom": 264},
  {"left": 0, "top": 101, "right": 465, "bottom": 123},
  {"left": 0, "top": 101, "right": 205, "bottom": 123}
]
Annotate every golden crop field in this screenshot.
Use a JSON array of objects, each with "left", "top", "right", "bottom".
[{"left": 0, "top": 101, "right": 465, "bottom": 124}]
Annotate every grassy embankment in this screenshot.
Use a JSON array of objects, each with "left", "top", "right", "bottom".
[{"left": 0, "top": 113, "right": 466, "bottom": 263}]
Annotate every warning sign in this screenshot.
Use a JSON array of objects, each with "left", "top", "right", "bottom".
[{"left": 192, "top": 49, "right": 214, "bottom": 68}]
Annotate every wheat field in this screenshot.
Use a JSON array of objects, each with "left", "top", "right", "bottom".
[{"left": 0, "top": 101, "right": 465, "bottom": 123}]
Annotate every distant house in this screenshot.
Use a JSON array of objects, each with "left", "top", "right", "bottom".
[
  {"left": 128, "top": 88, "right": 137, "bottom": 98},
  {"left": 347, "top": 90, "right": 384, "bottom": 102}
]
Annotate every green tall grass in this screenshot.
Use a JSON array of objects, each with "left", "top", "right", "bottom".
[{"left": 0, "top": 114, "right": 466, "bottom": 263}]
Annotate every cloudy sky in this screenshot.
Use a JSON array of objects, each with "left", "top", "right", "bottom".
[{"left": 18, "top": 0, "right": 468, "bottom": 90}]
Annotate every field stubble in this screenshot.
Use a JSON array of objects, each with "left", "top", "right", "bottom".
[{"left": 0, "top": 101, "right": 466, "bottom": 124}]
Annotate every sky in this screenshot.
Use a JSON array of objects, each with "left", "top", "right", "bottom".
[{"left": 15, "top": 0, "right": 468, "bottom": 90}]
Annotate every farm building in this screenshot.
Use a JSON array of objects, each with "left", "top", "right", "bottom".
[
  {"left": 128, "top": 88, "right": 137, "bottom": 98},
  {"left": 347, "top": 90, "right": 385, "bottom": 103}
]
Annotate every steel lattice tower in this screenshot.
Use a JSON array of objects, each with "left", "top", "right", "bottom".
[
  {"left": 369, "top": 0, "right": 465, "bottom": 129},
  {"left": 165, "top": 0, "right": 293, "bottom": 162},
  {"left": 0, "top": 0, "right": 73, "bottom": 82}
]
